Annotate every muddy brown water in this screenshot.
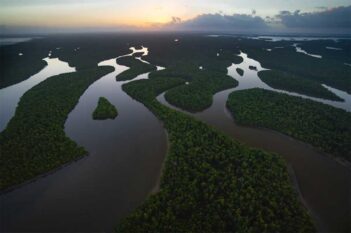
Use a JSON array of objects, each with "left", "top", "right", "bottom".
[
  {"left": 157, "top": 56, "right": 351, "bottom": 232},
  {"left": 0, "top": 48, "right": 168, "bottom": 232},
  {"left": 1, "top": 47, "right": 350, "bottom": 232}
]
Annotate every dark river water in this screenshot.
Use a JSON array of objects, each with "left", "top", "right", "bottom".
[
  {"left": 0, "top": 48, "right": 167, "bottom": 232},
  {"left": 157, "top": 52, "right": 351, "bottom": 233},
  {"left": 0, "top": 58, "right": 75, "bottom": 132},
  {"left": 0, "top": 47, "right": 350, "bottom": 232}
]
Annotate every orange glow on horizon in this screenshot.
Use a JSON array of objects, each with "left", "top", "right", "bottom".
[{"left": 0, "top": 2, "right": 195, "bottom": 29}]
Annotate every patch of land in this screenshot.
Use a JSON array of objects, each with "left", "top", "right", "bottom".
[
  {"left": 117, "top": 76, "right": 314, "bottom": 232},
  {"left": 0, "top": 41, "right": 48, "bottom": 88},
  {"left": 258, "top": 70, "right": 343, "bottom": 101},
  {"left": 240, "top": 39, "right": 351, "bottom": 93},
  {"left": 163, "top": 69, "right": 238, "bottom": 112},
  {"left": 227, "top": 88, "right": 351, "bottom": 162},
  {"left": 0, "top": 66, "right": 114, "bottom": 190},
  {"left": 92, "top": 97, "right": 118, "bottom": 120},
  {"left": 116, "top": 56, "right": 156, "bottom": 81},
  {"left": 236, "top": 68, "right": 244, "bottom": 76}
]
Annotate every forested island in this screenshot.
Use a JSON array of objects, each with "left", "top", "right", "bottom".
[
  {"left": 117, "top": 76, "right": 315, "bottom": 232},
  {"left": 236, "top": 68, "right": 244, "bottom": 76},
  {"left": 1, "top": 33, "right": 350, "bottom": 233},
  {"left": 258, "top": 70, "right": 342, "bottom": 101},
  {"left": 227, "top": 88, "right": 351, "bottom": 162},
  {"left": 116, "top": 56, "right": 156, "bottom": 81},
  {"left": 92, "top": 97, "right": 118, "bottom": 120},
  {"left": 0, "top": 66, "right": 113, "bottom": 190}
]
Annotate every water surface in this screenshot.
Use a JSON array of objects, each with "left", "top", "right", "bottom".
[
  {"left": 0, "top": 57, "right": 75, "bottom": 132},
  {"left": 157, "top": 52, "right": 351, "bottom": 232},
  {"left": 233, "top": 52, "right": 351, "bottom": 111},
  {"left": 0, "top": 48, "right": 168, "bottom": 232},
  {"left": 0, "top": 37, "right": 34, "bottom": 46}
]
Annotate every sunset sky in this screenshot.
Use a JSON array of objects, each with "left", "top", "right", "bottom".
[{"left": 0, "top": 0, "right": 350, "bottom": 33}]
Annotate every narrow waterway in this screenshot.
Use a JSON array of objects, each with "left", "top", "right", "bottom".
[
  {"left": 0, "top": 57, "right": 75, "bottom": 132},
  {"left": 157, "top": 52, "right": 351, "bottom": 232},
  {"left": 231, "top": 52, "right": 351, "bottom": 112},
  {"left": 0, "top": 48, "right": 168, "bottom": 232}
]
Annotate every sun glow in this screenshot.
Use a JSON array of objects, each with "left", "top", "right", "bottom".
[{"left": 0, "top": 1, "right": 194, "bottom": 30}]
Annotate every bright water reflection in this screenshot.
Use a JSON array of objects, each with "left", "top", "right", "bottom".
[
  {"left": 0, "top": 47, "right": 168, "bottom": 232},
  {"left": 293, "top": 43, "right": 322, "bottom": 59},
  {"left": 0, "top": 58, "right": 75, "bottom": 132},
  {"left": 227, "top": 52, "right": 351, "bottom": 112}
]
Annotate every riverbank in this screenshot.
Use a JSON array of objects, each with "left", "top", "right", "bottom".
[{"left": 157, "top": 89, "right": 351, "bottom": 232}]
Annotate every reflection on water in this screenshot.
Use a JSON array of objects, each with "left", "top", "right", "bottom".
[
  {"left": 1, "top": 47, "right": 168, "bottom": 232},
  {"left": 0, "top": 37, "right": 33, "bottom": 46},
  {"left": 228, "top": 52, "right": 351, "bottom": 112},
  {"left": 248, "top": 36, "right": 350, "bottom": 42},
  {"left": 293, "top": 43, "right": 322, "bottom": 59},
  {"left": 326, "top": 46, "right": 343, "bottom": 50},
  {"left": 157, "top": 51, "right": 351, "bottom": 232},
  {"left": 0, "top": 58, "right": 75, "bottom": 132}
]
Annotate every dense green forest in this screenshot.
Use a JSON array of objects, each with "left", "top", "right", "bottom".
[
  {"left": 145, "top": 43, "right": 242, "bottom": 112},
  {"left": 0, "top": 66, "right": 114, "bottom": 190},
  {"left": 298, "top": 39, "right": 351, "bottom": 64},
  {"left": 92, "top": 97, "right": 118, "bottom": 120},
  {"left": 116, "top": 56, "right": 156, "bottom": 81},
  {"left": 164, "top": 69, "right": 238, "bottom": 112},
  {"left": 258, "top": 70, "right": 342, "bottom": 101},
  {"left": 0, "top": 43, "right": 48, "bottom": 88},
  {"left": 227, "top": 88, "right": 351, "bottom": 161},
  {"left": 143, "top": 36, "right": 243, "bottom": 73},
  {"left": 249, "top": 65, "right": 257, "bottom": 70},
  {"left": 240, "top": 40, "right": 351, "bottom": 93},
  {"left": 117, "top": 76, "right": 314, "bottom": 232}
]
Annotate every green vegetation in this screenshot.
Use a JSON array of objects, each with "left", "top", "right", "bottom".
[
  {"left": 92, "top": 97, "right": 118, "bottom": 120},
  {"left": 258, "top": 70, "right": 342, "bottom": 101},
  {"left": 241, "top": 41, "right": 351, "bottom": 93},
  {"left": 117, "top": 76, "right": 314, "bottom": 232},
  {"left": 227, "top": 88, "right": 351, "bottom": 161},
  {"left": 116, "top": 56, "right": 156, "bottom": 81},
  {"left": 144, "top": 36, "right": 243, "bottom": 73},
  {"left": 164, "top": 70, "right": 238, "bottom": 112},
  {"left": 0, "top": 66, "right": 114, "bottom": 190},
  {"left": 236, "top": 68, "right": 244, "bottom": 76},
  {"left": 298, "top": 40, "right": 351, "bottom": 64},
  {"left": 0, "top": 43, "right": 48, "bottom": 88},
  {"left": 148, "top": 61, "right": 239, "bottom": 112}
]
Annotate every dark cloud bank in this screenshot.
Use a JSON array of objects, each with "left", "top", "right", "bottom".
[
  {"left": 166, "top": 13, "right": 267, "bottom": 32},
  {"left": 165, "top": 5, "right": 351, "bottom": 34},
  {"left": 2, "top": 5, "right": 350, "bottom": 34},
  {"left": 277, "top": 6, "right": 351, "bottom": 28}
]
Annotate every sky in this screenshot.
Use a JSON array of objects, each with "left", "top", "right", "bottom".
[{"left": 0, "top": 0, "right": 350, "bottom": 34}]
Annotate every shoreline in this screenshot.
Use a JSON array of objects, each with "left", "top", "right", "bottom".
[
  {"left": 0, "top": 154, "right": 87, "bottom": 195},
  {"left": 157, "top": 90, "right": 351, "bottom": 232}
]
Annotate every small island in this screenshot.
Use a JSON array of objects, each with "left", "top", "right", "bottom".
[
  {"left": 249, "top": 65, "right": 257, "bottom": 71},
  {"left": 92, "top": 97, "right": 118, "bottom": 120},
  {"left": 236, "top": 68, "right": 244, "bottom": 76}
]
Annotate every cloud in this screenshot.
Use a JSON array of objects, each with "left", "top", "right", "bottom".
[
  {"left": 164, "top": 13, "right": 268, "bottom": 31},
  {"left": 276, "top": 5, "right": 351, "bottom": 28}
]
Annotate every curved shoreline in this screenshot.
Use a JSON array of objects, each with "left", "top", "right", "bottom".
[
  {"left": 0, "top": 155, "right": 87, "bottom": 195},
  {"left": 0, "top": 47, "right": 169, "bottom": 232},
  {"left": 157, "top": 90, "right": 351, "bottom": 233}
]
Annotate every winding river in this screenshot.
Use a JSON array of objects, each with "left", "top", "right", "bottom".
[
  {"left": 0, "top": 57, "right": 75, "bottom": 132},
  {"left": 157, "top": 52, "right": 351, "bottom": 232},
  {"left": 1, "top": 46, "right": 350, "bottom": 232},
  {"left": 0, "top": 48, "right": 168, "bottom": 232}
]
